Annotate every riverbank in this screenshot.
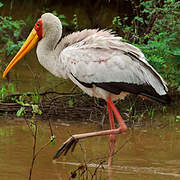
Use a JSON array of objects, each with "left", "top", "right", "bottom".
[{"left": 0, "top": 89, "right": 179, "bottom": 128}]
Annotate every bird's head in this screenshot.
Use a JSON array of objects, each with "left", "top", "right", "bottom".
[{"left": 2, "top": 13, "right": 61, "bottom": 78}]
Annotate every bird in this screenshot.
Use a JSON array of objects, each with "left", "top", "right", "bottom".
[{"left": 3, "top": 13, "right": 171, "bottom": 167}]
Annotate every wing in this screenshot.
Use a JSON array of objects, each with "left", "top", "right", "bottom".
[{"left": 60, "top": 32, "right": 170, "bottom": 104}]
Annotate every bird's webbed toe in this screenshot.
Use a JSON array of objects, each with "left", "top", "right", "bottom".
[{"left": 53, "top": 136, "right": 79, "bottom": 159}]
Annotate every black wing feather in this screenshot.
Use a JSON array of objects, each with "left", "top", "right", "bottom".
[{"left": 71, "top": 73, "right": 171, "bottom": 104}]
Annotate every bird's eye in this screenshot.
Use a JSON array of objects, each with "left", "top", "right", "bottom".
[{"left": 34, "top": 18, "right": 43, "bottom": 40}]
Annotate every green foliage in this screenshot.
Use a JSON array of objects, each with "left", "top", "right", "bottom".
[
  {"left": 68, "top": 96, "right": 74, "bottom": 107},
  {"left": 51, "top": 10, "right": 69, "bottom": 27},
  {"left": 16, "top": 100, "right": 28, "bottom": 107},
  {"left": 136, "top": 32, "right": 180, "bottom": 87},
  {"left": 0, "top": 2, "right": 3, "bottom": 8},
  {"left": 177, "top": 86, "right": 180, "bottom": 92},
  {"left": 16, "top": 107, "right": 26, "bottom": 117},
  {"left": 72, "top": 14, "right": 79, "bottom": 31},
  {"left": 176, "top": 116, "right": 180, "bottom": 122},
  {"left": 0, "top": 82, "right": 42, "bottom": 117},
  {"left": 42, "top": 10, "right": 79, "bottom": 30},
  {"left": 31, "top": 92, "right": 39, "bottom": 104},
  {"left": 16, "top": 98, "right": 42, "bottom": 118},
  {"left": 112, "top": 16, "right": 122, "bottom": 29},
  {"left": 0, "top": 83, "right": 41, "bottom": 118},
  {"left": 0, "top": 16, "right": 25, "bottom": 58},
  {"left": 0, "top": 87, "right": 8, "bottom": 102},
  {"left": 112, "top": 0, "right": 180, "bottom": 42},
  {"left": 0, "top": 83, "right": 16, "bottom": 102},
  {"left": 32, "top": 104, "right": 42, "bottom": 115},
  {"left": 42, "top": 9, "right": 69, "bottom": 27},
  {"left": 50, "top": 135, "right": 56, "bottom": 146}
]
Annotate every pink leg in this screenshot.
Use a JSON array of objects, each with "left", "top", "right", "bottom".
[
  {"left": 107, "top": 99, "right": 117, "bottom": 167},
  {"left": 53, "top": 97, "right": 127, "bottom": 167},
  {"left": 107, "top": 97, "right": 127, "bottom": 132}
]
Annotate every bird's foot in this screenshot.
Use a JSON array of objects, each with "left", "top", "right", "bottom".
[{"left": 53, "top": 136, "right": 79, "bottom": 159}]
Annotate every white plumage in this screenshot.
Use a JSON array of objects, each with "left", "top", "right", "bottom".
[{"left": 36, "top": 13, "right": 169, "bottom": 103}]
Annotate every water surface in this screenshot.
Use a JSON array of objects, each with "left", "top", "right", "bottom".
[{"left": 0, "top": 120, "right": 180, "bottom": 180}]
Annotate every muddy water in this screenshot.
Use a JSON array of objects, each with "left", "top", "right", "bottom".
[{"left": 0, "top": 120, "right": 180, "bottom": 180}]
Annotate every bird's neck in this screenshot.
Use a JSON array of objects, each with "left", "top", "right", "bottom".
[{"left": 36, "top": 28, "right": 67, "bottom": 78}]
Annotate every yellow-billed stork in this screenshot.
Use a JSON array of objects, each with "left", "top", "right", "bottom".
[{"left": 3, "top": 13, "right": 171, "bottom": 167}]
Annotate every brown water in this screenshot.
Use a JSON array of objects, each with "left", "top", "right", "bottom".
[{"left": 0, "top": 119, "right": 180, "bottom": 180}]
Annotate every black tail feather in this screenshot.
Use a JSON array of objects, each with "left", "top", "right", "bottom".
[{"left": 140, "top": 92, "right": 171, "bottom": 105}]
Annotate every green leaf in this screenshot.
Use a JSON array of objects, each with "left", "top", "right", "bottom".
[
  {"left": 134, "top": 16, "right": 144, "bottom": 23},
  {"left": 16, "top": 99, "right": 30, "bottom": 106},
  {"left": 176, "top": 116, "right": 180, "bottom": 122},
  {"left": 68, "top": 97, "right": 74, "bottom": 107},
  {"left": 0, "top": 2, "right": 3, "bottom": 7},
  {"left": 50, "top": 136, "right": 56, "bottom": 146},
  {"left": 51, "top": 140, "right": 56, "bottom": 146},
  {"left": 58, "top": 14, "right": 66, "bottom": 19},
  {"left": 16, "top": 107, "right": 26, "bottom": 117},
  {"left": 32, "top": 105, "right": 42, "bottom": 115},
  {"left": 13, "top": 30, "right": 20, "bottom": 37},
  {"left": 61, "top": 21, "right": 69, "bottom": 27},
  {"left": 172, "top": 50, "right": 180, "bottom": 56},
  {"left": 177, "top": 86, "right": 180, "bottom": 92},
  {"left": 52, "top": 10, "right": 57, "bottom": 16},
  {"left": 0, "top": 87, "right": 7, "bottom": 101}
]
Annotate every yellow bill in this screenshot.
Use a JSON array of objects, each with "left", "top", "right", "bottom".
[{"left": 3, "top": 28, "right": 39, "bottom": 78}]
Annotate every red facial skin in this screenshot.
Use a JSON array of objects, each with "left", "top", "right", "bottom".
[{"left": 34, "top": 18, "right": 43, "bottom": 40}]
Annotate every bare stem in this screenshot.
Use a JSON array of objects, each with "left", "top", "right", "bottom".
[{"left": 28, "top": 117, "right": 37, "bottom": 180}]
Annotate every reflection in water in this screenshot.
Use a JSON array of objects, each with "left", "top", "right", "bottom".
[{"left": 0, "top": 120, "right": 180, "bottom": 180}]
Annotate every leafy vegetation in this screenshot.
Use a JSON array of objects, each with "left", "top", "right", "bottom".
[
  {"left": 0, "top": 2, "right": 25, "bottom": 82},
  {"left": 42, "top": 9, "right": 69, "bottom": 27},
  {"left": 0, "top": 83, "right": 16, "bottom": 102},
  {"left": 72, "top": 14, "right": 79, "bottom": 31},
  {"left": 0, "top": 13, "right": 25, "bottom": 60}
]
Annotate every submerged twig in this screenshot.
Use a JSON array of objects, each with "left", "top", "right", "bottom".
[{"left": 91, "top": 160, "right": 105, "bottom": 179}]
